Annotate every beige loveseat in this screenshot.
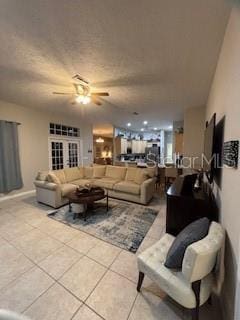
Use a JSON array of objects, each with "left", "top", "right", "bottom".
[{"left": 34, "top": 165, "right": 157, "bottom": 208}]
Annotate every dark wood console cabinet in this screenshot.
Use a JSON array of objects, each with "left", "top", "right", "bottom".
[{"left": 166, "top": 175, "right": 218, "bottom": 236}]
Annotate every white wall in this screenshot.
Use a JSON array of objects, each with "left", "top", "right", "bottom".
[
  {"left": 183, "top": 106, "right": 206, "bottom": 168},
  {"left": 164, "top": 131, "right": 173, "bottom": 160},
  {"left": 0, "top": 100, "right": 93, "bottom": 197},
  {"left": 206, "top": 6, "right": 240, "bottom": 320}
]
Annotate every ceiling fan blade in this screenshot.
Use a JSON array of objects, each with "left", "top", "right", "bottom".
[
  {"left": 52, "top": 92, "right": 73, "bottom": 95},
  {"left": 72, "top": 74, "right": 89, "bottom": 84},
  {"left": 91, "top": 92, "right": 109, "bottom": 96},
  {"left": 92, "top": 97, "right": 102, "bottom": 106}
]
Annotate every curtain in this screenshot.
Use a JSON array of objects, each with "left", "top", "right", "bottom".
[{"left": 0, "top": 120, "right": 23, "bottom": 193}]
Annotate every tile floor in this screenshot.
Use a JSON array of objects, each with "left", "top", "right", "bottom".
[{"left": 0, "top": 193, "right": 221, "bottom": 320}]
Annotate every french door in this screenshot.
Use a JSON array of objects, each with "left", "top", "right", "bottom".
[{"left": 49, "top": 138, "right": 81, "bottom": 170}]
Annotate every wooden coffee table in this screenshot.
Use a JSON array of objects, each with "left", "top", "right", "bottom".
[{"left": 66, "top": 187, "right": 109, "bottom": 221}]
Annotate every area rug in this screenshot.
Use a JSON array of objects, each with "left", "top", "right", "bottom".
[{"left": 48, "top": 199, "right": 158, "bottom": 253}]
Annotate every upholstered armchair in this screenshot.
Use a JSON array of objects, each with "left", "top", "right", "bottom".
[{"left": 137, "top": 221, "right": 224, "bottom": 320}]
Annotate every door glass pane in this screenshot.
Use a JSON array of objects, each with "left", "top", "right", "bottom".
[
  {"left": 51, "top": 141, "right": 63, "bottom": 170},
  {"left": 68, "top": 142, "right": 79, "bottom": 168}
]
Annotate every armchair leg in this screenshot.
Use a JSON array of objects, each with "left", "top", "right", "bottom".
[
  {"left": 191, "top": 280, "right": 201, "bottom": 320},
  {"left": 207, "top": 295, "right": 212, "bottom": 305},
  {"left": 137, "top": 272, "right": 145, "bottom": 292},
  {"left": 191, "top": 308, "right": 199, "bottom": 320}
]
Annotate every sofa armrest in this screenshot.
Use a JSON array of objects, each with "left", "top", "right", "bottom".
[
  {"left": 34, "top": 180, "right": 65, "bottom": 208},
  {"left": 140, "top": 177, "right": 156, "bottom": 204},
  {"left": 34, "top": 180, "right": 59, "bottom": 191}
]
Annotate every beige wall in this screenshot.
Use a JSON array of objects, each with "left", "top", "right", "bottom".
[
  {"left": 0, "top": 100, "right": 93, "bottom": 197},
  {"left": 183, "top": 106, "right": 205, "bottom": 168},
  {"left": 206, "top": 6, "right": 240, "bottom": 320}
]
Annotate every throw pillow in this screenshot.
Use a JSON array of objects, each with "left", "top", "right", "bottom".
[
  {"left": 145, "top": 167, "right": 157, "bottom": 178},
  {"left": 36, "top": 171, "right": 49, "bottom": 181},
  {"left": 47, "top": 173, "right": 61, "bottom": 184},
  {"left": 164, "top": 217, "right": 210, "bottom": 269},
  {"left": 93, "top": 166, "right": 106, "bottom": 178},
  {"left": 53, "top": 169, "right": 66, "bottom": 183}
]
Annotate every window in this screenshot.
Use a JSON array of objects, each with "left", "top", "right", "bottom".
[{"left": 49, "top": 123, "right": 80, "bottom": 137}]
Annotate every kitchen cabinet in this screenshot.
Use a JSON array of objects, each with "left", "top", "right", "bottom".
[
  {"left": 132, "top": 140, "right": 147, "bottom": 153},
  {"left": 115, "top": 137, "right": 148, "bottom": 155},
  {"left": 115, "top": 137, "right": 128, "bottom": 154}
]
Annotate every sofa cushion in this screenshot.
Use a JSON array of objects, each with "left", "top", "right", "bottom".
[
  {"left": 125, "top": 168, "right": 138, "bottom": 182},
  {"left": 60, "top": 184, "right": 77, "bottom": 197},
  {"left": 51, "top": 169, "right": 66, "bottom": 183},
  {"left": 113, "top": 181, "right": 140, "bottom": 195},
  {"left": 64, "top": 167, "right": 84, "bottom": 182},
  {"left": 93, "top": 177, "right": 119, "bottom": 190},
  {"left": 105, "top": 166, "right": 127, "bottom": 180},
  {"left": 47, "top": 173, "right": 61, "bottom": 184},
  {"left": 36, "top": 171, "right": 49, "bottom": 181},
  {"left": 165, "top": 217, "right": 210, "bottom": 270},
  {"left": 70, "top": 179, "right": 93, "bottom": 187},
  {"left": 84, "top": 166, "right": 94, "bottom": 178},
  {"left": 125, "top": 168, "right": 149, "bottom": 185},
  {"left": 93, "top": 165, "right": 106, "bottom": 178},
  {"left": 145, "top": 167, "right": 157, "bottom": 178},
  {"left": 134, "top": 171, "right": 149, "bottom": 185}
]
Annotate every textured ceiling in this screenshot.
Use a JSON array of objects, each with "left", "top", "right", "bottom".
[{"left": 0, "top": 0, "right": 230, "bottom": 130}]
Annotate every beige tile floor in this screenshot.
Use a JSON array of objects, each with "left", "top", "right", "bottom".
[{"left": 0, "top": 193, "right": 221, "bottom": 320}]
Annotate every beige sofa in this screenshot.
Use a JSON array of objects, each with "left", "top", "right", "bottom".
[{"left": 34, "top": 165, "right": 157, "bottom": 208}]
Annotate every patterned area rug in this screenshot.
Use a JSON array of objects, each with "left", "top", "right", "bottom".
[{"left": 48, "top": 199, "right": 158, "bottom": 253}]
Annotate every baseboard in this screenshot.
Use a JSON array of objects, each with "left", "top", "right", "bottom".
[{"left": 0, "top": 190, "right": 36, "bottom": 202}]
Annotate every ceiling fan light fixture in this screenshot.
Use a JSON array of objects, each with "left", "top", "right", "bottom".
[
  {"left": 96, "top": 137, "right": 104, "bottom": 143},
  {"left": 54, "top": 75, "right": 109, "bottom": 106},
  {"left": 82, "top": 96, "right": 91, "bottom": 104},
  {"left": 75, "top": 95, "right": 84, "bottom": 103},
  {"left": 75, "top": 95, "right": 91, "bottom": 104}
]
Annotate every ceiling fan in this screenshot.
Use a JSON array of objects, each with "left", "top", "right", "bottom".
[{"left": 52, "top": 74, "right": 109, "bottom": 106}]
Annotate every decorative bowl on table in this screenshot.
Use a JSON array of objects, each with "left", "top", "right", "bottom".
[{"left": 75, "top": 183, "right": 97, "bottom": 195}]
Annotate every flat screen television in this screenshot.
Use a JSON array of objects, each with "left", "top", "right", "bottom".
[{"left": 203, "top": 113, "right": 216, "bottom": 183}]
